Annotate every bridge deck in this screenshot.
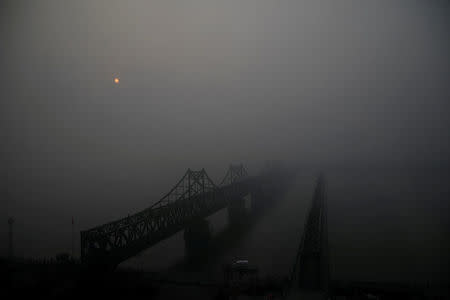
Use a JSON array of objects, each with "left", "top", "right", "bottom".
[
  {"left": 288, "top": 174, "right": 329, "bottom": 298},
  {"left": 79, "top": 165, "right": 286, "bottom": 267}
]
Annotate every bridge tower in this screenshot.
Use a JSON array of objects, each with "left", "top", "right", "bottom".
[
  {"left": 181, "top": 169, "right": 214, "bottom": 258},
  {"left": 80, "top": 164, "right": 260, "bottom": 268},
  {"left": 221, "top": 164, "right": 249, "bottom": 226},
  {"left": 220, "top": 164, "right": 248, "bottom": 186}
]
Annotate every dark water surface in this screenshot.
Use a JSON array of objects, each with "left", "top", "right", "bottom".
[{"left": 122, "top": 168, "right": 449, "bottom": 284}]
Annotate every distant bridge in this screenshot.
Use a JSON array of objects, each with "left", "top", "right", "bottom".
[
  {"left": 286, "top": 174, "right": 329, "bottom": 299},
  {"left": 81, "top": 164, "right": 287, "bottom": 268}
]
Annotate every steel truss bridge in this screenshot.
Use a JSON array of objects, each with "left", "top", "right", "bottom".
[
  {"left": 81, "top": 164, "right": 287, "bottom": 268},
  {"left": 80, "top": 167, "right": 427, "bottom": 298},
  {"left": 286, "top": 174, "right": 329, "bottom": 299},
  {"left": 285, "top": 175, "right": 423, "bottom": 299}
]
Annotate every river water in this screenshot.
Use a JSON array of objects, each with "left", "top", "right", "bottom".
[{"left": 121, "top": 167, "right": 450, "bottom": 285}]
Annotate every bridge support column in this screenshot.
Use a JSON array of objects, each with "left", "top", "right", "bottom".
[
  {"left": 184, "top": 218, "right": 211, "bottom": 259},
  {"left": 228, "top": 197, "right": 246, "bottom": 226},
  {"left": 250, "top": 186, "right": 270, "bottom": 213}
]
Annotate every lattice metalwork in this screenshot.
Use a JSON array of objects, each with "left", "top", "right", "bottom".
[
  {"left": 151, "top": 169, "right": 217, "bottom": 209},
  {"left": 220, "top": 164, "right": 248, "bottom": 186},
  {"left": 301, "top": 177, "right": 325, "bottom": 254},
  {"left": 290, "top": 174, "right": 329, "bottom": 291},
  {"left": 80, "top": 166, "right": 256, "bottom": 266}
]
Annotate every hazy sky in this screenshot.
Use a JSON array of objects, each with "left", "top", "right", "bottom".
[{"left": 1, "top": 0, "right": 449, "bottom": 257}]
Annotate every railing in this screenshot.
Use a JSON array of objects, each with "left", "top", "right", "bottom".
[
  {"left": 285, "top": 174, "right": 328, "bottom": 295},
  {"left": 80, "top": 165, "right": 249, "bottom": 265}
]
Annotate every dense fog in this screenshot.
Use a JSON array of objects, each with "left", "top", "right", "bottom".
[{"left": 1, "top": 0, "right": 449, "bottom": 283}]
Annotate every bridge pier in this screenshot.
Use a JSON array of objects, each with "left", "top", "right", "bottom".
[
  {"left": 250, "top": 186, "right": 265, "bottom": 212},
  {"left": 228, "top": 197, "right": 247, "bottom": 226},
  {"left": 80, "top": 165, "right": 283, "bottom": 268},
  {"left": 184, "top": 217, "right": 211, "bottom": 259}
]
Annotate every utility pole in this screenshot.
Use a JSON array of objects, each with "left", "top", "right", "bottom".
[
  {"left": 8, "top": 217, "right": 14, "bottom": 259},
  {"left": 71, "top": 216, "right": 74, "bottom": 258}
]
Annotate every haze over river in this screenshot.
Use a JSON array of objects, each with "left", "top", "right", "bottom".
[{"left": 122, "top": 167, "right": 450, "bottom": 285}]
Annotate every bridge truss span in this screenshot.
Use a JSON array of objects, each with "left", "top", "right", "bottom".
[{"left": 80, "top": 164, "right": 255, "bottom": 267}]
